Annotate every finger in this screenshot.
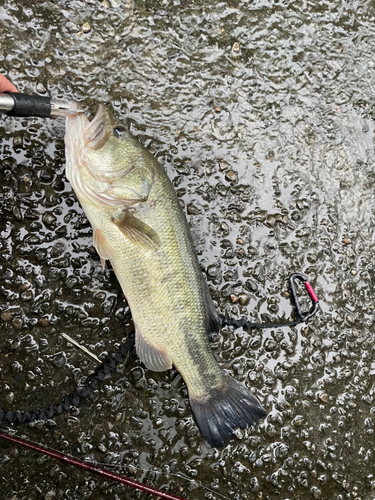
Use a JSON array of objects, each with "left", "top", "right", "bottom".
[{"left": 0, "top": 74, "right": 18, "bottom": 93}]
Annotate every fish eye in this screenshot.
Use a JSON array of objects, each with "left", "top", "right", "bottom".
[{"left": 113, "top": 126, "right": 126, "bottom": 139}]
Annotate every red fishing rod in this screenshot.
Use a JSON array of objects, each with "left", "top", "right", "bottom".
[{"left": 0, "top": 431, "right": 185, "bottom": 500}]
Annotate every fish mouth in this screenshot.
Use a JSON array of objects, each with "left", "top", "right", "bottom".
[
  {"left": 83, "top": 104, "right": 111, "bottom": 150},
  {"left": 65, "top": 102, "right": 89, "bottom": 156},
  {"left": 65, "top": 103, "right": 122, "bottom": 208},
  {"left": 65, "top": 103, "right": 112, "bottom": 195},
  {"left": 66, "top": 103, "right": 111, "bottom": 151}
]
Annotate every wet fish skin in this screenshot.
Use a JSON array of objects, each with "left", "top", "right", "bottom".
[{"left": 65, "top": 104, "right": 265, "bottom": 447}]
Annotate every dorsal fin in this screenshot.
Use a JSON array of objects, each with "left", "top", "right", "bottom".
[{"left": 203, "top": 279, "right": 221, "bottom": 337}]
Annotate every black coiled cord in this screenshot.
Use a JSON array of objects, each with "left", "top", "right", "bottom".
[
  {"left": 0, "top": 273, "right": 319, "bottom": 426},
  {"left": 0, "top": 332, "right": 135, "bottom": 425}
]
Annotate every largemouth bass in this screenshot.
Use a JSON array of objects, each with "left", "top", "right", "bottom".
[{"left": 65, "top": 104, "right": 265, "bottom": 447}]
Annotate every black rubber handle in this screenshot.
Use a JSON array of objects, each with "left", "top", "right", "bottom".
[{"left": 6, "top": 92, "right": 51, "bottom": 117}]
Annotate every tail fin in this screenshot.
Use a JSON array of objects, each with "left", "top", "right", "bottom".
[{"left": 189, "top": 375, "right": 265, "bottom": 448}]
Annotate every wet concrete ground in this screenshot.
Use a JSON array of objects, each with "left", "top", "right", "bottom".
[{"left": 1, "top": 0, "right": 375, "bottom": 499}]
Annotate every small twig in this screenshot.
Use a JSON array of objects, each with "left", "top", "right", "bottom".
[
  {"left": 0, "top": 431, "right": 186, "bottom": 500},
  {"left": 61, "top": 333, "right": 101, "bottom": 364}
]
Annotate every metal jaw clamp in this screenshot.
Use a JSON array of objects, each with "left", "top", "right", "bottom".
[{"left": 0, "top": 92, "right": 83, "bottom": 118}]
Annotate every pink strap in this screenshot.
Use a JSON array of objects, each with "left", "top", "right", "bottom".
[{"left": 305, "top": 281, "right": 318, "bottom": 303}]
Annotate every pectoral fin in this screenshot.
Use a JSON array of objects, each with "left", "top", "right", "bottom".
[
  {"left": 93, "top": 228, "right": 115, "bottom": 269},
  {"left": 113, "top": 211, "right": 161, "bottom": 251},
  {"left": 135, "top": 325, "right": 172, "bottom": 372}
]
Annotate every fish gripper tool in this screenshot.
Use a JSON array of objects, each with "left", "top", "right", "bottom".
[{"left": 0, "top": 92, "right": 81, "bottom": 118}]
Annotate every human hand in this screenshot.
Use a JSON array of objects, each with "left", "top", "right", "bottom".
[{"left": 0, "top": 74, "right": 18, "bottom": 93}]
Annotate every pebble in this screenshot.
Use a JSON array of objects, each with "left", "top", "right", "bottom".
[
  {"left": 12, "top": 317, "right": 23, "bottom": 329},
  {"left": 38, "top": 317, "right": 49, "bottom": 327},
  {"left": 5, "top": 392, "right": 14, "bottom": 404},
  {"left": 311, "top": 487, "right": 322, "bottom": 499},
  {"left": 1, "top": 311, "right": 15, "bottom": 321},
  {"left": 43, "top": 214, "right": 57, "bottom": 225},
  {"left": 77, "top": 433, "right": 86, "bottom": 444},
  {"left": 82, "top": 22, "right": 91, "bottom": 33},
  {"left": 67, "top": 416, "right": 80, "bottom": 427},
  {"left": 40, "top": 170, "right": 53, "bottom": 182},
  {"left": 265, "top": 339, "right": 277, "bottom": 351},
  {"left": 12, "top": 206, "right": 23, "bottom": 221},
  {"left": 52, "top": 352, "right": 66, "bottom": 368},
  {"left": 319, "top": 393, "right": 329, "bottom": 403},
  {"left": 304, "top": 441, "right": 312, "bottom": 450},
  {"left": 180, "top": 446, "right": 189, "bottom": 457},
  {"left": 36, "top": 82, "right": 46, "bottom": 94},
  {"left": 266, "top": 425, "right": 277, "bottom": 437},
  {"left": 292, "top": 415, "right": 304, "bottom": 427},
  {"left": 188, "top": 480, "right": 199, "bottom": 491},
  {"left": 20, "top": 290, "right": 33, "bottom": 301},
  {"left": 238, "top": 292, "right": 250, "bottom": 306},
  {"left": 131, "top": 367, "right": 143, "bottom": 381},
  {"left": 154, "top": 418, "right": 164, "bottom": 428},
  {"left": 225, "top": 170, "right": 237, "bottom": 182},
  {"left": 65, "top": 276, "right": 79, "bottom": 289},
  {"left": 187, "top": 203, "right": 201, "bottom": 215},
  {"left": 250, "top": 336, "right": 261, "bottom": 349},
  {"left": 19, "top": 175, "right": 32, "bottom": 193},
  {"left": 207, "top": 265, "right": 219, "bottom": 278}
]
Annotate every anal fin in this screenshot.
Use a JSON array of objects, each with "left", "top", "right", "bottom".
[{"left": 135, "top": 325, "right": 172, "bottom": 372}]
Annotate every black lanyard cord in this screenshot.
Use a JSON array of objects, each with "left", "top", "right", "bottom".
[
  {"left": 0, "top": 274, "right": 319, "bottom": 425},
  {"left": 220, "top": 273, "right": 319, "bottom": 330}
]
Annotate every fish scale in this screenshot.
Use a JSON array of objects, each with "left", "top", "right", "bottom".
[{"left": 65, "top": 103, "right": 265, "bottom": 447}]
